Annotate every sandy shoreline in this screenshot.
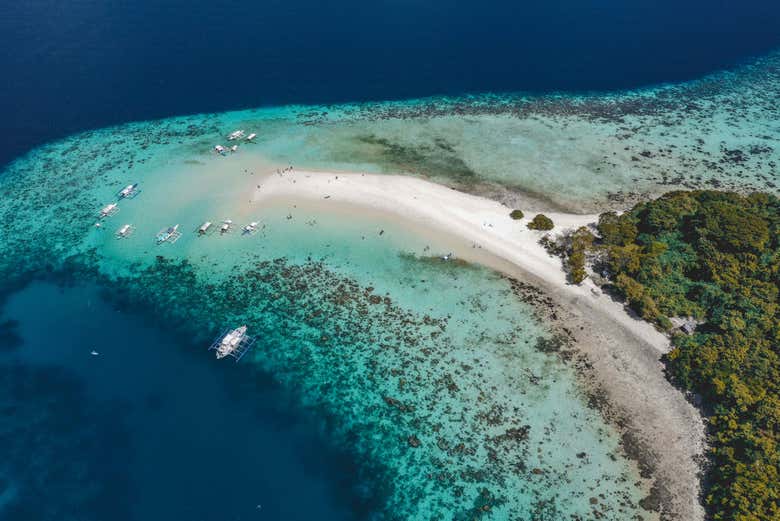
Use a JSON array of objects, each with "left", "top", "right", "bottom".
[
  {"left": 256, "top": 170, "right": 670, "bottom": 351},
  {"left": 255, "top": 169, "right": 706, "bottom": 521}
]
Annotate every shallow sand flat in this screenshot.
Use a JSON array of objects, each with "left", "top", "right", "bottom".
[
  {"left": 256, "top": 170, "right": 668, "bottom": 352},
  {"left": 0, "top": 155, "right": 663, "bottom": 519},
  {"left": 2, "top": 50, "right": 774, "bottom": 221},
  {"left": 255, "top": 169, "right": 707, "bottom": 520},
  {"left": 238, "top": 51, "right": 779, "bottom": 212}
]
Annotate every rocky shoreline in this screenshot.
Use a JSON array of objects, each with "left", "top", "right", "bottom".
[{"left": 507, "top": 273, "right": 707, "bottom": 521}]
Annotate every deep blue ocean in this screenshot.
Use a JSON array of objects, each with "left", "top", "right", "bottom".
[
  {"left": 2, "top": 0, "right": 780, "bottom": 167},
  {"left": 0, "top": 282, "right": 370, "bottom": 521},
  {"left": 1, "top": 2, "right": 780, "bottom": 520}
]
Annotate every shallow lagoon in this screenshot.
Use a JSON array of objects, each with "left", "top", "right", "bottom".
[
  {"left": 2, "top": 50, "right": 779, "bottom": 519},
  {"left": 5, "top": 49, "right": 778, "bottom": 219},
  {"left": 0, "top": 163, "right": 654, "bottom": 519}
]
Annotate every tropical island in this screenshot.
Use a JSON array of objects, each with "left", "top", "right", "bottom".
[
  {"left": 576, "top": 191, "right": 779, "bottom": 521},
  {"left": 0, "top": 48, "right": 778, "bottom": 521},
  {"left": 255, "top": 170, "right": 780, "bottom": 521}
]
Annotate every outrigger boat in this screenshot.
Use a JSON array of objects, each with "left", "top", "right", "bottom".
[
  {"left": 99, "top": 203, "right": 119, "bottom": 218},
  {"left": 116, "top": 224, "right": 134, "bottom": 238},
  {"left": 214, "top": 144, "right": 226, "bottom": 155},
  {"left": 230, "top": 144, "right": 238, "bottom": 153},
  {"left": 198, "top": 221, "right": 212, "bottom": 235},
  {"left": 220, "top": 219, "right": 233, "bottom": 234},
  {"left": 227, "top": 130, "right": 245, "bottom": 141},
  {"left": 156, "top": 224, "right": 181, "bottom": 244},
  {"left": 242, "top": 221, "right": 259, "bottom": 235},
  {"left": 118, "top": 183, "right": 140, "bottom": 199},
  {"left": 215, "top": 326, "right": 247, "bottom": 359},
  {"left": 245, "top": 133, "right": 257, "bottom": 141}
]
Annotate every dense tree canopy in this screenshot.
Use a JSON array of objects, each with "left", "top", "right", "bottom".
[{"left": 591, "top": 191, "right": 779, "bottom": 521}]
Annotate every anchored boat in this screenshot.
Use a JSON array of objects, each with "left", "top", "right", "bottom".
[
  {"left": 208, "top": 326, "right": 256, "bottom": 361},
  {"left": 99, "top": 203, "right": 119, "bottom": 218},
  {"left": 220, "top": 219, "right": 233, "bottom": 234},
  {"left": 242, "top": 221, "right": 259, "bottom": 235},
  {"left": 198, "top": 221, "right": 212, "bottom": 235},
  {"left": 116, "top": 224, "right": 134, "bottom": 238},
  {"left": 118, "top": 183, "right": 140, "bottom": 199},
  {"left": 246, "top": 133, "right": 257, "bottom": 141},
  {"left": 216, "top": 326, "right": 246, "bottom": 359},
  {"left": 156, "top": 224, "right": 181, "bottom": 244},
  {"left": 227, "top": 130, "right": 245, "bottom": 141}
]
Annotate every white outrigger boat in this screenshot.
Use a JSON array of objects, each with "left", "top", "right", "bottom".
[
  {"left": 198, "top": 221, "right": 212, "bottom": 235},
  {"left": 215, "top": 325, "right": 247, "bottom": 359},
  {"left": 220, "top": 219, "right": 233, "bottom": 234},
  {"left": 230, "top": 144, "right": 238, "bottom": 153},
  {"left": 208, "top": 325, "right": 255, "bottom": 361},
  {"left": 245, "top": 133, "right": 257, "bottom": 141},
  {"left": 214, "top": 144, "right": 226, "bottom": 155},
  {"left": 116, "top": 224, "right": 134, "bottom": 239},
  {"left": 99, "top": 203, "right": 119, "bottom": 218},
  {"left": 118, "top": 183, "right": 140, "bottom": 199},
  {"left": 156, "top": 224, "right": 181, "bottom": 244},
  {"left": 227, "top": 130, "right": 245, "bottom": 141},
  {"left": 242, "top": 221, "right": 259, "bottom": 235}
]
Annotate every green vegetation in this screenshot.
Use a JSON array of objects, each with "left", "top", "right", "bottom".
[
  {"left": 584, "top": 191, "right": 779, "bottom": 521},
  {"left": 566, "top": 227, "right": 595, "bottom": 284},
  {"left": 544, "top": 226, "right": 596, "bottom": 284},
  {"left": 509, "top": 209, "right": 524, "bottom": 220},
  {"left": 527, "top": 214, "right": 554, "bottom": 231}
]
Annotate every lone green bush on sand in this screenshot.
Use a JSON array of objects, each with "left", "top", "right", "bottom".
[
  {"left": 527, "top": 214, "right": 554, "bottom": 231},
  {"left": 569, "top": 190, "right": 780, "bottom": 521},
  {"left": 509, "top": 209, "right": 524, "bottom": 220}
]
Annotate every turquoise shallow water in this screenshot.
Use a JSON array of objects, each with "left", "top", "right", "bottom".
[
  {"left": 5, "top": 48, "right": 776, "bottom": 214},
  {"left": 0, "top": 231, "right": 653, "bottom": 518},
  {"left": 0, "top": 156, "right": 653, "bottom": 518},
  {"left": 1, "top": 51, "right": 779, "bottom": 519}
]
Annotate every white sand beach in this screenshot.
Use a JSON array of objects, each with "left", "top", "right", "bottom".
[
  {"left": 255, "top": 169, "right": 707, "bottom": 521},
  {"left": 256, "top": 170, "right": 671, "bottom": 350}
]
